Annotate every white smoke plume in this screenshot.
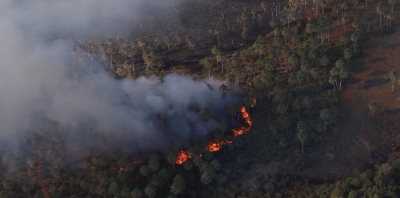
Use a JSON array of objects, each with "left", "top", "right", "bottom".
[{"left": 0, "top": 0, "right": 235, "bottom": 152}]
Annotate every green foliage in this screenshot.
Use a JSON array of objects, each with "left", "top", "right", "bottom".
[{"left": 170, "top": 175, "right": 185, "bottom": 195}]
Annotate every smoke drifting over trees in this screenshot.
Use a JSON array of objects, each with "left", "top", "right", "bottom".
[{"left": 0, "top": 0, "right": 234, "bottom": 151}]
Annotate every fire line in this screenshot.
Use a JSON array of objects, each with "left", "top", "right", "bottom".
[{"left": 175, "top": 100, "right": 255, "bottom": 164}]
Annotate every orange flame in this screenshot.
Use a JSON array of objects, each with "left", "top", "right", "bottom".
[
  {"left": 251, "top": 98, "right": 257, "bottom": 107},
  {"left": 176, "top": 151, "right": 191, "bottom": 164},
  {"left": 232, "top": 106, "right": 252, "bottom": 136},
  {"left": 175, "top": 99, "right": 255, "bottom": 164},
  {"left": 133, "top": 160, "right": 144, "bottom": 165},
  {"left": 208, "top": 140, "right": 233, "bottom": 152}
]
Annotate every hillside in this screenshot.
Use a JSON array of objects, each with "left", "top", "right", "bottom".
[{"left": 1, "top": 0, "right": 400, "bottom": 198}]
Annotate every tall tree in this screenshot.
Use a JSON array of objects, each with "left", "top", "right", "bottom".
[
  {"left": 212, "top": 46, "right": 225, "bottom": 74},
  {"left": 369, "top": 100, "right": 378, "bottom": 118},
  {"left": 170, "top": 175, "right": 185, "bottom": 196},
  {"left": 148, "top": 156, "right": 160, "bottom": 173},
  {"left": 319, "top": 55, "right": 330, "bottom": 75},
  {"left": 343, "top": 48, "right": 353, "bottom": 63},
  {"left": 297, "top": 121, "right": 307, "bottom": 154},
  {"left": 130, "top": 188, "right": 143, "bottom": 198},
  {"left": 185, "top": 36, "right": 196, "bottom": 56},
  {"left": 86, "top": 41, "right": 96, "bottom": 73},
  {"left": 142, "top": 51, "right": 164, "bottom": 75},
  {"left": 320, "top": 108, "right": 331, "bottom": 133},
  {"left": 200, "top": 57, "right": 213, "bottom": 78},
  {"left": 385, "top": 11, "right": 395, "bottom": 29},
  {"left": 376, "top": 2, "right": 385, "bottom": 27},
  {"left": 388, "top": 70, "right": 397, "bottom": 93},
  {"left": 144, "top": 184, "right": 156, "bottom": 198},
  {"left": 351, "top": 32, "right": 359, "bottom": 51},
  {"left": 388, "top": 0, "right": 395, "bottom": 11}
]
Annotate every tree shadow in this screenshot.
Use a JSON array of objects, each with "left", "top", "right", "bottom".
[
  {"left": 368, "top": 57, "right": 386, "bottom": 64},
  {"left": 358, "top": 78, "right": 390, "bottom": 89},
  {"left": 347, "top": 77, "right": 362, "bottom": 85},
  {"left": 385, "top": 108, "right": 400, "bottom": 115},
  {"left": 369, "top": 70, "right": 386, "bottom": 77},
  {"left": 350, "top": 60, "right": 369, "bottom": 73},
  {"left": 382, "top": 43, "right": 400, "bottom": 49}
]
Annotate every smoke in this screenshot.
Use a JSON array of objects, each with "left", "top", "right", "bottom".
[{"left": 0, "top": 0, "right": 235, "bottom": 152}]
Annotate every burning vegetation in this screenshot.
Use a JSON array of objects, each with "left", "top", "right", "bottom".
[
  {"left": 232, "top": 106, "right": 252, "bottom": 136},
  {"left": 176, "top": 151, "right": 191, "bottom": 164},
  {"left": 207, "top": 140, "right": 233, "bottom": 152},
  {"left": 176, "top": 102, "right": 254, "bottom": 164}
]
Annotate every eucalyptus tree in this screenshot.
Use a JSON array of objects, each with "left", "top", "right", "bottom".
[
  {"left": 252, "top": 36, "right": 266, "bottom": 57},
  {"left": 183, "top": 160, "right": 193, "bottom": 171},
  {"left": 175, "top": 33, "right": 182, "bottom": 46},
  {"left": 260, "top": 1, "right": 268, "bottom": 13},
  {"left": 319, "top": 55, "right": 329, "bottom": 75},
  {"left": 293, "top": 98, "right": 303, "bottom": 118},
  {"left": 351, "top": 32, "right": 359, "bottom": 51},
  {"left": 313, "top": 0, "right": 320, "bottom": 19},
  {"left": 388, "top": 0, "right": 395, "bottom": 11},
  {"left": 363, "top": 13, "right": 373, "bottom": 32},
  {"left": 219, "top": 84, "right": 229, "bottom": 96},
  {"left": 306, "top": 19, "right": 317, "bottom": 35},
  {"left": 388, "top": 70, "right": 397, "bottom": 92},
  {"left": 212, "top": 46, "right": 225, "bottom": 74},
  {"left": 130, "top": 188, "right": 143, "bottom": 198},
  {"left": 343, "top": 48, "right": 353, "bottom": 63},
  {"left": 320, "top": 0, "right": 327, "bottom": 13},
  {"left": 340, "top": 33, "right": 350, "bottom": 48},
  {"left": 144, "top": 184, "right": 156, "bottom": 198},
  {"left": 120, "top": 187, "right": 131, "bottom": 198},
  {"left": 297, "top": 70, "right": 307, "bottom": 87},
  {"left": 376, "top": 2, "right": 385, "bottom": 27},
  {"left": 170, "top": 175, "right": 185, "bottom": 196},
  {"left": 108, "top": 182, "right": 120, "bottom": 196},
  {"left": 148, "top": 156, "right": 159, "bottom": 173},
  {"left": 329, "top": 75, "right": 338, "bottom": 90},
  {"left": 319, "top": 109, "right": 331, "bottom": 133},
  {"left": 269, "top": 18, "right": 279, "bottom": 29},
  {"left": 139, "top": 165, "right": 150, "bottom": 178},
  {"left": 302, "top": 96, "right": 313, "bottom": 115},
  {"left": 281, "top": 27, "right": 290, "bottom": 44},
  {"left": 116, "top": 61, "right": 135, "bottom": 78},
  {"left": 185, "top": 36, "right": 196, "bottom": 56},
  {"left": 288, "top": 53, "right": 299, "bottom": 73},
  {"left": 339, "top": 1, "right": 349, "bottom": 20},
  {"left": 105, "top": 38, "right": 114, "bottom": 69},
  {"left": 332, "top": 3, "right": 341, "bottom": 22},
  {"left": 385, "top": 11, "right": 395, "bottom": 29},
  {"left": 142, "top": 51, "right": 164, "bottom": 74},
  {"left": 163, "top": 37, "right": 171, "bottom": 51},
  {"left": 303, "top": 0, "right": 309, "bottom": 10},
  {"left": 200, "top": 57, "right": 213, "bottom": 78},
  {"left": 330, "top": 65, "right": 348, "bottom": 90},
  {"left": 297, "top": 121, "right": 307, "bottom": 154},
  {"left": 369, "top": 101, "right": 378, "bottom": 118}
]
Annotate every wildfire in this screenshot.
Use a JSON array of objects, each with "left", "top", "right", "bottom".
[
  {"left": 232, "top": 106, "right": 252, "bottom": 136},
  {"left": 208, "top": 140, "right": 233, "bottom": 152},
  {"left": 251, "top": 98, "right": 257, "bottom": 107},
  {"left": 175, "top": 99, "right": 255, "bottom": 164},
  {"left": 176, "top": 151, "right": 191, "bottom": 164}
]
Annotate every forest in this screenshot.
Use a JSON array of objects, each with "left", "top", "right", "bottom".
[{"left": 1, "top": 0, "right": 400, "bottom": 197}]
